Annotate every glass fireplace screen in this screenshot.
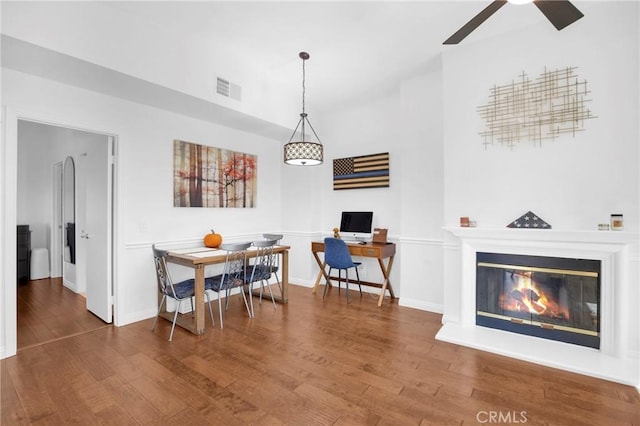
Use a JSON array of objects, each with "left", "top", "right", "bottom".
[{"left": 476, "top": 252, "right": 601, "bottom": 349}]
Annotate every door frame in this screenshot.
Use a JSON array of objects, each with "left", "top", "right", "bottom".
[
  {"left": 1, "top": 107, "right": 119, "bottom": 359},
  {"left": 52, "top": 161, "right": 63, "bottom": 279}
]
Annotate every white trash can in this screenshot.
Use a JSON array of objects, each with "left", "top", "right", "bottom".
[{"left": 30, "top": 248, "right": 50, "bottom": 280}]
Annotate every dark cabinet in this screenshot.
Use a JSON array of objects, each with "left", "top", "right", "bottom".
[{"left": 17, "top": 225, "right": 30, "bottom": 283}]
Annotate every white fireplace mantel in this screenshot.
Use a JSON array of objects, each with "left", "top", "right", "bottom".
[
  {"left": 439, "top": 227, "right": 639, "bottom": 389},
  {"left": 443, "top": 226, "right": 639, "bottom": 245}
]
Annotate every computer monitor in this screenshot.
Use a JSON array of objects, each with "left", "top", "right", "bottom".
[{"left": 339, "top": 211, "right": 373, "bottom": 242}]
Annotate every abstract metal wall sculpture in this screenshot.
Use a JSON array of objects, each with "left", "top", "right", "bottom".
[{"left": 478, "top": 67, "right": 596, "bottom": 148}]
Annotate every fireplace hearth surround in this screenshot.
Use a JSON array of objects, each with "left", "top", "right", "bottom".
[{"left": 440, "top": 227, "right": 639, "bottom": 388}]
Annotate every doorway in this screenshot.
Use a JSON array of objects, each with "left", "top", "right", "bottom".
[
  {"left": 16, "top": 120, "right": 115, "bottom": 348},
  {"left": 17, "top": 277, "right": 110, "bottom": 349}
]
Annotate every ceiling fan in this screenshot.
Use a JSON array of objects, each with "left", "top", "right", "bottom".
[{"left": 443, "top": 0, "right": 584, "bottom": 45}]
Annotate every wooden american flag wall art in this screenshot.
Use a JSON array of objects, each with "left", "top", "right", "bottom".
[{"left": 333, "top": 152, "right": 389, "bottom": 190}]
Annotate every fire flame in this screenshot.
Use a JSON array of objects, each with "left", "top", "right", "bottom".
[{"left": 499, "top": 272, "right": 570, "bottom": 320}]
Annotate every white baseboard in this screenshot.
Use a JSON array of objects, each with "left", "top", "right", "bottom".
[
  {"left": 63, "top": 278, "right": 78, "bottom": 293},
  {"left": 289, "top": 279, "right": 314, "bottom": 288},
  {"left": 399, "top": 298, "right": 443, "bottom": 314},
  {"left": 116, "top": 308, "right": 157, "bottom": 327}
]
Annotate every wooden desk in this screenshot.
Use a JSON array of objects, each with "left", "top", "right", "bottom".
[
  {"left": 311, "top": 241, "right": 396, "bottom": 306},
  {"left": 164, "top": 245, "right": 290, "bottom": 335}
]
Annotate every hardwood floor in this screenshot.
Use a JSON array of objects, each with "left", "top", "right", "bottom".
[
  {"left": 3, "top": 283, "right": 639, "bottom": 425},
  {"left": 16, "top": 278, "right": 110, "bottom": 350}
]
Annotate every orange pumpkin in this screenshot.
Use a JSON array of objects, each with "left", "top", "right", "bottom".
[{"left": 204, "top": 229, "right": 223, "bottom": 248}]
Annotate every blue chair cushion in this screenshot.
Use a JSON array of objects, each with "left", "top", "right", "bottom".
[
  {"left": 205, "top": 274, "right": 245, "bottom": 292},
  {"left": 166, "top": 278, "right": 195, "bottom": 299},
  {"left": 244, "top": 265, "right": 272, "bottom": 283}
]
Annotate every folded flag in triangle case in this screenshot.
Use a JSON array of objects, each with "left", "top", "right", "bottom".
[{"left": 507, "top": 211, "right": 551, "bottom": 229}]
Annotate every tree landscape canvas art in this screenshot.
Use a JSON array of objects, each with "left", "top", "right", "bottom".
[{"left": 173, "top": 140, "right": 257, "bottom": 208}]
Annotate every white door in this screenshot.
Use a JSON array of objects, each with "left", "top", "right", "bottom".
[{"left": 80, "top": 136, "right": 114, "bottom": 323}]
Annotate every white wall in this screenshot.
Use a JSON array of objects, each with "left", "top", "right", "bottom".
[
  {"left": 397, "top": 62, "right": 445, "bottom": 312},
  {"left": 283, "top": 58, "right": 447, "bottom": 311},
  {"left": 313, "top": 95, "right": 405, "bottom": 293},
  {"left": 441, "top": 0, "right": 639, "bottom": 329},
  {"left": 16, "top": 121, "right": 54, "bottom": 249},
  {"left": 318, "top": 96, "right": 403, "bottom": 236},
  {"left": 1, "top": 1, "right": 299, "bottom": 131},
  {"left": 442, "top": 2, "right": 639, "bottom": 232},
  {"left": 440, "top": 1, "right": 640, "bottom": 386},
  {"left": 2, "top": 69, "right": 284, "bottom": 349}
]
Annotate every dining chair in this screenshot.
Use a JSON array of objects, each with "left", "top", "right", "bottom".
[
  {"left": 205, "top": 242, "right": 252, "bottom": 329},
  {"left": 262, "top": 233, "right": 283, "bottom": 294},
  {"left": 245, "top": 239, "right": 278, "bottom": 316},
  {"left": 151, "top": 244, "right": 215, "bottom": 341},
  {"left": 323, "top": 237, "right": 363, "bottom": 303}
]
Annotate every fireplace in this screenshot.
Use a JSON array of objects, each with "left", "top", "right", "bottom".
[
  {"left": 476, "top": 252, "right": 600, "bottom": 349},
  {"left": 438, "top": 227, "right": 639, "bottom": 388}
]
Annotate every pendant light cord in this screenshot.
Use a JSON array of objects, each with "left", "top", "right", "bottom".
[
  {"left": 302, "top": 58, "right": 306, "bottom": 116},
  {"left": 300, "top": 57, "right": 306, "bottom": 140},
  {"left": 286, "top": 52, "right": 321, "bottom": 144}
]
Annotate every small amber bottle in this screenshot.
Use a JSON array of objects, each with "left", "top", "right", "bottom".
[{"left": 610, "top": 214, "right": 624, "bottom": 231}]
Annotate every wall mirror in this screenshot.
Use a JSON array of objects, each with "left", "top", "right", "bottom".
[{"left": 63, "top": 156, "right": 76, "bottom": 264}]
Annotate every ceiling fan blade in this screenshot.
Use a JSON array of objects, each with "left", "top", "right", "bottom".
[
  {"left": 443, "top": 0, "right": 507, "bottom": 45},
  {"left": 533, "top": 0, "right": 584, "bottom": 31}
]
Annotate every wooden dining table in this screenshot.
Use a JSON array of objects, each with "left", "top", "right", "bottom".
[{"left": 163, "top": 244, "right": 290, "bottom": 335}]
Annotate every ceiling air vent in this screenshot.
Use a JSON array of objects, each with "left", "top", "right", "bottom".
[{"left": 216, "top": 77, "right": 241, "bottom": 101}]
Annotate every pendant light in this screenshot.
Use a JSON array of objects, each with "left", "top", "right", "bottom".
[{"left": 284, "top": 51, "right": 323, "bottom": 166}]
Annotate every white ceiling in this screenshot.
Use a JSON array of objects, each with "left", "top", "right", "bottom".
[
  {"left": 2, "top": 0, "right": 598, "bottom": 139},
  {"left": 98, "top": 0, "right": 554, "bottom": 112}
]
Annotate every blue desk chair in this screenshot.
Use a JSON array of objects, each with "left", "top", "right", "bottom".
[
  {"left": 151, "top": 244, "right": 215, "bottom": 341},
  {"left": 323, "top": 237, "right": 362, "bottom": 303}
]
